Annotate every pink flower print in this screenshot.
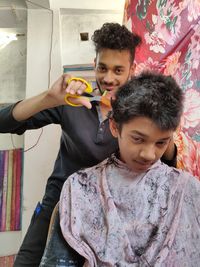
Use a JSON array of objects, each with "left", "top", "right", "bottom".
[
  {"left": 182, "top": 89, "right": 200, "bottom": 129},
  {"left": 135, "top": 57, "right": 163, "bottom": 75},
  {"left": 181, "top": 0, "right": 200, "bottom": 22},
  {"left": 155, "top": 1, "right": 181, "bottom": 45},
  {"left": 144, "top": 31, "right": 166, "bottom": 53},
  {"left": 174, "top": 129, "right": 200, "bottom": 179},
  {"left": 164, "top": 52, "right": 181, "bottom": 76},
  {"left": 188, "top": 25, "right": 200, "bottom": 69},
  {"left": 181, "top": 136, "right": 200, "bottom": 179}
]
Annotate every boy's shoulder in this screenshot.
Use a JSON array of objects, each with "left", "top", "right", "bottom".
[
  {"left": 159, "top": 161, "right": 200, "bottom": 190},
  {"left": 68, "top": 157, "right": 110, "bottom": 184}
]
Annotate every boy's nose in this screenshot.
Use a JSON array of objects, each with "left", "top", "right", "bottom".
[{"left": 139, "top": 146, "right": 156, "bottom": 162}]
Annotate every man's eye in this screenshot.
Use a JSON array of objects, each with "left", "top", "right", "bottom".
[
  {"left": 115, "top": 69, "right": 123, "bottom": 75},
  {"left": 97, "top": 66, "right": 106, "bottom": 72}
]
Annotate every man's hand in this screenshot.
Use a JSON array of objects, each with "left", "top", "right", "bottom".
[{"left": 47, "top": 74, "right": 92, "bottom": 109}]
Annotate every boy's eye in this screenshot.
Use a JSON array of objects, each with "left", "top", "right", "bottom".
[
  {"left": 131, "top": 137, "right": 143, "bottom": 143},
  {"left": 156, "top": 141, "right": 168, "bottom": 147}
]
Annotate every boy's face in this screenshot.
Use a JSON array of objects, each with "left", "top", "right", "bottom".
[
  {"left": 94, "top": 48, "right": 135, "bottom": 98},
  {"left": 110, "top": 116, "right": 173, "bottom": 173}
]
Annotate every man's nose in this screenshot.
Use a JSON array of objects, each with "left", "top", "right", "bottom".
[
  {"left": 139, "top": 146, "right": 156, "bottom": 161},
  {"left": 103, "top": 71, "right": 114, "bottom": 83}
]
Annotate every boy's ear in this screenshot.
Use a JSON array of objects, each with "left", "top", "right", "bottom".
[{"left": 109, "top": 119, "right": 119, "bottom": 138}]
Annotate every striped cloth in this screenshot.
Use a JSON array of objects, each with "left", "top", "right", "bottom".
[
  {"left": 0, "top": 255, "right": 16, "bottom": 267},
  {"left": 0, "top": 149, "right": 23, "bottom": 231}
]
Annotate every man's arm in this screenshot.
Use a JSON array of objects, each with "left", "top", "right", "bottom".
[
  {"left": 12, "top": 74, "right": 70, "bottom": 121},
  {"left": 0, "top": 74, "right": 98, "bottom": 135},
  {"left": 12, "top": 91, "right": 60, "bottom": 122},
  {"left": 12, "top": 74, "right": 91, "bottom": 122}
]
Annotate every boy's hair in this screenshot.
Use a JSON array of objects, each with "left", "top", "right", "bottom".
[
  {"left": 91, "top": 23, "right": 141, "bottom": 63},
  {"left": 111, "top": 72, "right": 183, "bottom": 132}
]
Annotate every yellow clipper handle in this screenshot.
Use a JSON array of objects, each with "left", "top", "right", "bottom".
[
  {"left": 64, "top": 77, "right": 93, "bottom": 106},
  {"left": 67, "top": 77, "right": 93, "bottom": 93},
  {"left": 64, "top": 94, "right": 83, "bottom": 107}
]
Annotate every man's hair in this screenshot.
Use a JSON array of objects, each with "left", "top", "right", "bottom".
[
  {"left": 91, "top": 22, "right": 141, "bottom": 63},
  {"left": 111, "top": 72, "right": 184, "bottom": 132}
]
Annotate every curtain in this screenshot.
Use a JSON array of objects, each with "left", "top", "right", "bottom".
[{"left": 123, "top": 0, "right": 200, "bottom": 179}]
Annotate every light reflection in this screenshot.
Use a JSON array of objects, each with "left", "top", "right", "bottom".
[{"left": 0, "top": 32, "right": 17, "bottom": 49}]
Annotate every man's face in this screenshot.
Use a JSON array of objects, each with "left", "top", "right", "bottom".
[
  {"left": 94, "top": 48, "right": 135, "bottom": 98},
  {"left": 110, "top": 117, "right": 173, "bottom": 173}
]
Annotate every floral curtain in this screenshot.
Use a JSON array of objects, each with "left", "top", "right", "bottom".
[{"left": 123, "top": 0, "right": 200, "bottom": 179}]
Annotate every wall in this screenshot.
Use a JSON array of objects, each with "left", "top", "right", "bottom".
[
  {"left": 61, "top": 12, "right": 123, "bottom": 65},
  {"left": 22, "top": 8, "right": 62, "bottom": 236},
  {"left": 50, "top": 0, "right": 125, "bottom": 10},
  {"left": 0, "top": 8, "right": 26, "bottom": 256},
  {"left": 0, "top": 30, "right": 26, "bottom": 103}
]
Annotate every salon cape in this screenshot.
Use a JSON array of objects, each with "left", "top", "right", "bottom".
[{"left": 60, "top": 154, "right": 200, "bottom": 267}]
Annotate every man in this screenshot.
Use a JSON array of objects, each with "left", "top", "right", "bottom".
[
  {"left": 0, "top": 23, "right": 176, "bottom": 266},
  {"left": 60, "top": 72, "right": 200, "bottom": 266}
]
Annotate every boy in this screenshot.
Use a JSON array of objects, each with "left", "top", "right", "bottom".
[
  {"left": 0, "top": 24, "right": 176, "bottom": 266},
  {"left": 60, "top": 72, "right": 200, "bottom": 266}
]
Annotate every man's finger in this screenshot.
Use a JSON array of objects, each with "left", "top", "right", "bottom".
[{"left": 67, "top": 96, "right": 92, "bottom": 109}]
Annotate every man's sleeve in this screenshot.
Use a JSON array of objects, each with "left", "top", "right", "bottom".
[
  {"left": 161, "top": 144, "right": 177, "bottom": 167},
  {"left": 0, "top": 102, "right": 63, "bottom": 135}
]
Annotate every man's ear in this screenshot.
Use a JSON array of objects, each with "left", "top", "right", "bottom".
[
  {"left": 129, "top": 63, "right": 136, "bottom": 78},
  {"left": 109, "top": 118, "right": 119, "bottom": 138},
  {"left": 94, "top": 57, "right": 96, "bottom": 68}
]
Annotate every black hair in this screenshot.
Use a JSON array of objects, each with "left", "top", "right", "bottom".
[
  {"left": 111, "top": 71, "right": 183, "bottom": 132},
  {"left": 91, "top": 22, "right": 141, "bottom": 63}
]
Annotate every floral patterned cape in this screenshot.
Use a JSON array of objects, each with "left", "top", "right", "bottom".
[
  {"left": 60, "top": 154, "right": 200, "bottom": 266},
  {"left": 123, "top": 0, "right": 200, "bottom": 179}
]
